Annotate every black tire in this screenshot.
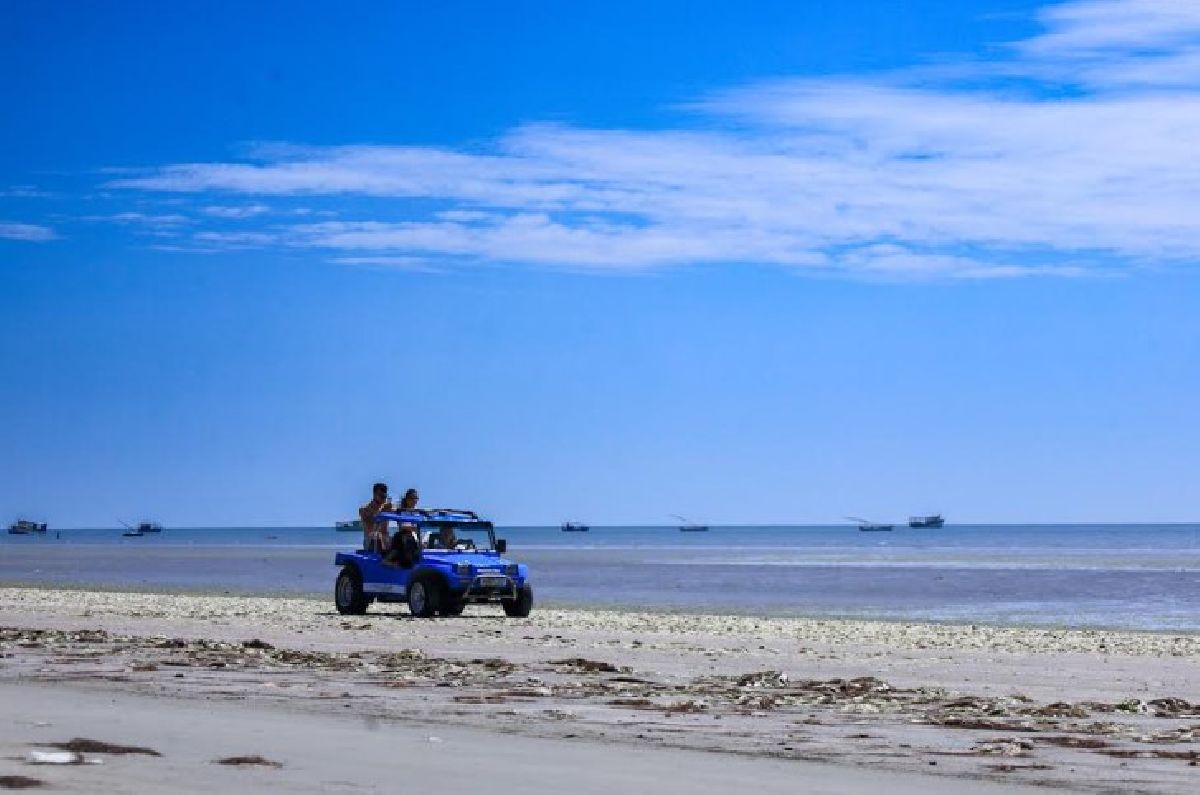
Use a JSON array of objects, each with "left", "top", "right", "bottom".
[
  {"left": 407, "top": 572, "right": 444, "bottom": 618},
  {"left": 335, "top": 566, "right": 369, "bottom": 615},
  {"left": 502, "top": 585, "right": 533, "bottom": 618},
  {"left": 439, "top": 598, "right": 466, "bottom": 617}
]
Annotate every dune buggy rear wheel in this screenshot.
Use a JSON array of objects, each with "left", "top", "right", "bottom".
[
  {"left": 502, "top": 585, "right": 533, "bottom": 618},
  {"left": 335, "top": 566, "right": 369, "bottom": 615}
]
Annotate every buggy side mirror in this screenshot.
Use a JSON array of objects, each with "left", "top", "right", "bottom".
[{"left": 495, "top": 539, "right": 507, "bottom": 554}]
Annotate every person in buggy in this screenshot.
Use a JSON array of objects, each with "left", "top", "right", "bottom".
[
  {"left": 384, "top": 488, "right": 423, "bottom": 567},
  {"left": 426, "top": 525, "right": 455, "bottom": 549},
  {"left": 358, "top": 482, "right": 393, "bottom": 553}
]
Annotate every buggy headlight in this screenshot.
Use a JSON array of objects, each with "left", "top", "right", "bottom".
[
  {"left": 454, "top": 562, "right": 472, "bottom": 577},
  {"left": 504, "top": 564, "right": 519, "bottom": 577}
]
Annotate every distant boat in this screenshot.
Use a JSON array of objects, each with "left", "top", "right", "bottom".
[
  {"left": 848, "top": 516, "right": 894, "bottom": 532},
  {"left": 561, "top": 521, "right": 590, "bottom": 532},
  {"left": 7, "top": 519, "right": 48, "bottom": 535},
  {"left": 672, "top": 515, "right": 709, "bottom": 532},
  {"left": 335, "top": 519, "right": 363, "bottom": 532},
  {"left": 908, "top": 514, "right": 945, "bottom": 528},
  {"left": 120, "top": 520, "right": 161, "bottom": 535}
]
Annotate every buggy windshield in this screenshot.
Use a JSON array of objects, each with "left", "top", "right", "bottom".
[
  {"left": 373, "top": 509, "right": 497, "bottom": 552},
  {"left": 423, "top": 524, "right": 496, "bottom": 552}
]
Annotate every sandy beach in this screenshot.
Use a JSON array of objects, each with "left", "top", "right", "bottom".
[{"left": 1, "top": 586, "right": 1198, "bottom": 792}]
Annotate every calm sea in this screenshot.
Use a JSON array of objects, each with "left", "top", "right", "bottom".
[{"left": 3, "top": 524, "right": 1198, "bottom": 632}]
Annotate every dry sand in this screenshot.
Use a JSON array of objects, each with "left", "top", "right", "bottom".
[{"left": 1, "top": 586, "right": 1198, "bottom": 792}]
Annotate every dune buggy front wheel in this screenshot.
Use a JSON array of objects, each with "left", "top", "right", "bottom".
[
  {"left": 407, "top": 573, "right": 444, "bottom": 618},
  {"left": 502, "top": 585, "right": 533, "bottom": 618}
]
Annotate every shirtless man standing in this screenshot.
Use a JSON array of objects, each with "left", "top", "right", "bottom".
[{"left": 359, "top": 482, "right": 392, "bottom": 553}]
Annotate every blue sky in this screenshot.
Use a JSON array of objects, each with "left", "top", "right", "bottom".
[{"left": 2, "top": 0, "right": 1198, "bottom": 526}]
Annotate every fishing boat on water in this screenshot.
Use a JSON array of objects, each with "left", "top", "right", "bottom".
[
  {"left": 908, "top": 514, "right": 945, "bottom": 528},
  {"left": 848, "top": 516, "right": 894, "bottom": 532},
  {"left": 120, "top": 520, "right": 161, "bottom": 536},
  {"left": 560, "top": 521, "right": 590, "bottom": 532},
  {"left": 672, "top": 515, "right": 709, "bottom": 532},
  {"left": 7, "top": 519, "right": 48, "bottom": 535},
  {"left": 335, "top": 519, "right": 363, "bottom": 532}
]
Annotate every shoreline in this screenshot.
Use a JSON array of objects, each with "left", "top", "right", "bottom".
[{"left": 4, "top": 579, "right": 1199, "bottom": 640}]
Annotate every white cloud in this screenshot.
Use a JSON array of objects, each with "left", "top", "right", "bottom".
[
  {"left": 88, "top": 212, "right": 191, "bottom": 226},
  {"left": 202, "top": 203, "right": 271, "bottom": 218},
  {"left": 107, "top": 1, "right": 1200, "bottom": 278},
  {"left": 1013, "top": 0, "right": 1200, "bottom": 89},
  {"left": 193, "top": 230, "right": 277, "bottom": 248},
  {"left": 1023, "top": 0, "right": 1200, "bottom": 58},
  {"left": 835, "top": 244, "right": 1087, "bottom": 281},
  {"left": 0, "top": 185, "right": 53, "bottom": 198},
  {"left": 0, "top": 222, "right": 57, "bottom": 242},
  {"left": 331, "top": 255, "right": 441, "bottom": 271}
]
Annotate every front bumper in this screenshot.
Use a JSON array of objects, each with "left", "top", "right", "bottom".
[{"left": 455, "top": 574, "right": 524, "bottom": 602}]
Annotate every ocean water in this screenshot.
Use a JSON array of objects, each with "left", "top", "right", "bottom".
[{"left": 3, "top": 524, "right": 1198, "bottom": 632}]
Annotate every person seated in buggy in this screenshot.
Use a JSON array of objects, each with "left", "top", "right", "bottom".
[
  {"left": 383, "top": 488, "right": 423, "bottom": 567},
  {"left": 428, "top": 525, "right": 483, "bottom": 551}
]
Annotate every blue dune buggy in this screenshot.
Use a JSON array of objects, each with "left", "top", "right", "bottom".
[{"left": 333, "top": 509, "right": 532, "bottom": 618}]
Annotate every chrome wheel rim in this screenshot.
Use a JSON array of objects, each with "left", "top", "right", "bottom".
[{"left": 410, "top": 582, "right": 427, "bottom": 614}]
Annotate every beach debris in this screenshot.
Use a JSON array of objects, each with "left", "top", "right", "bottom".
[
  {"left": 453, "top": 694, "right": 510, "bottom": 704},
  {"left": 500, "top": 686, "right": 554, "bottom": 698},
  {"left": 549, "top": 657, "right": 625, "bottom": 674},
  {"left": 1035, "top": 735, "right": 1109, "bottom": 749},
  {"left": 1147, "top": 697, "right": 1197, "bottom": 717},
  {"left": 46, "top": 737, "right": 161, "bottom": 756},
  {"left": 214, "top": 755, "right": 282, "bottom": 768},
  {"left": 380, "top": 648, "right": 425, "bottom": 664},
  {"left": 608, "top": 698, "right": 655, "bottom": 708},
  {"left": 469, "top": 657, "right": 517, "bottom": 674},
  {"left": 25, "top": 750, "right": 99, "bottom": 765},
  {"left": 663, "top": 699, "right": 709, "bottom": 714},
  {"left": 930, "top": 717, "right": 1038, "bottom": 732},
  {"left": 1022, "top": 701, "right": 1088, "bottom": 718},
  {"left": 0, "top": 775, "right": 46, "bottom": 789},
  {"left": 1141, "top": 725, "right": 1200, "bottom": 743},
  {"left": 971, "top": 740, "right": 1034, "bottom": 756},
  {"left": 241, "top": 638, "right": 274, "bottom": 650},
  {"left": 736, "top": 670, "right": 789, "bottom": 688},
  {"left": 1101, "top": 748, "right": 1200, "bottom": 761}
]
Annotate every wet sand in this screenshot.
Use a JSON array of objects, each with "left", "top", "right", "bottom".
[
  {"left": 1, "top": 683, "right": 1058, "bottom": 794},
  {"left": 1, "top": 586, "right": 1198, "bottom": 792}
]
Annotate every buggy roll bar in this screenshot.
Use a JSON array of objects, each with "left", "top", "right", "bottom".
[{"left": 374, "top": 509, "right": 493, "bottom": 530}]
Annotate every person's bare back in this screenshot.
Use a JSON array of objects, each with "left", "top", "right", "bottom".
[{"left": 359, "top": 482, "right": 391, "bottom": 552}]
